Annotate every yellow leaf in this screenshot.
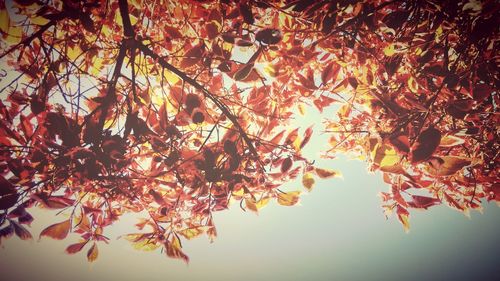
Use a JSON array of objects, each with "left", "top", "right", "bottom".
[
  {"left": 383, "top": 44, "right": 395, "bottom": 56},
  {"left": 30, "top": 15, "right": 49, "bottom": 26},
  {"left": 372, "top": 143, "right": 399, "bottom": 168},
  {"left": 408, "top": 76, "right": 418, "bottom": 93},
  {"left": 277, "top": 191, "right": 301, "bottom": 206},
  {"left": 87, "top": 243, "right": 99, "bottom": 262},
  {"left": 178, "top": 227, "right": 207, "bottom": 240},
  {"left": 255, "top": 197, "right": 270, "bottom": 209},
  {"left": 133, "top": 239, "right": 160, "bottom": 251},
  {"left": 67, "top": 45, "right": 82, "bottom": 61},
  {"left": 4, "top": 24, "right": 22, "bottom": 45},
  {"left": 302, "top": 173, "right": 315, "bottom": 192},
  {"left": 0, "top": 7, "right": 9, "bottom": 34},
  {"left": 297, "top": 104, "right": 306, "bottom": 116},
  {"left": 232, "top": 188, "right": 245, "bottom": 198},
  {"left": 314, "top": 168, "right": 341, "bottom": 179}
]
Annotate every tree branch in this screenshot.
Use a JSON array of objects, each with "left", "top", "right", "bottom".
[{"left": 135, "top": 41, "right": 262, "bottom": 166}]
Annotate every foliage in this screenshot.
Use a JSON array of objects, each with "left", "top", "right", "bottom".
[{"left": 0, "top": 0, "right": 498, "bottom": 262}]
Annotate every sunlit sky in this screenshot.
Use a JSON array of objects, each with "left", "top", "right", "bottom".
[{"left": 1, "top": 109, "right": 499, "bottom": 281}]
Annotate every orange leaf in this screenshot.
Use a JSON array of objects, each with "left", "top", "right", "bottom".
[
  {"left": 39, "top": 219, "right": 71, "bottom": 240},
  {"left": 314, "top": 167, "right": 340, "bottom": 179},
  {"left": 396, "top": 206, "right": 410, "bottom": 233},
  {"left": 87, "top": 242, "right": 99, "bottom": 262}
]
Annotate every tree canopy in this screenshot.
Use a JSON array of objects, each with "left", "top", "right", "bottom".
[{"left": 0, "top": 0, "right": 498, "bottom": 263}]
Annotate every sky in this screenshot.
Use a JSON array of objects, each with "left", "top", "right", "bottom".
[{"left": 1, "top": 121, "right": 499, "bottom": 281}]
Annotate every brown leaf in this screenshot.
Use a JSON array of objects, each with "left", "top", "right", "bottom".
[
  {"left": 410, "top": 127, "right": 441, "bottom": 163},
  {"left": 280, "top": 157, "right": 293, "bottom": 173},
  {"left": 12, "top": 220, "right": 32, "bottom": 240},
  {"left": 238, "top": 3, "right": 254, "bottom": 24},
  {"left": 39, "top": 219, "right": 71, "bottom": 240},
  {"left": 234, "top": 63, "right": 254, "bottom": 81}
]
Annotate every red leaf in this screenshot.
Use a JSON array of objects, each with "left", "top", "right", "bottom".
[
  {"left": 321, "top": 62, "right": 340, "bottom": 84},
  {"left": 299, "top": 126, "right": 313, "bottom": 149},
  {"left": 408, "top": 195, "right": 441, "bottom": 209},
  {"left": 472, "top": 83, "right": 490, "bottom": 101},
  {"left": 66, "top": 241, "right": 88, "bottom": 254}
]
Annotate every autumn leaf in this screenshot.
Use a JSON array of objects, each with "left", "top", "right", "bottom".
[
  {"left": 396, "top": 206, "right": 410, "bottom": 233},
  {"left": 408, "top": 195, "right": 441, "bottom": 209},
  {"left": 165, "top": 237, "right": 189, "bottom": 264},
  {"left": 321, "top": 62, "right": 341, "bottom": 85},
  {"left": 66, "top": 241, "right": 88, "bottom": 254},
  {"left": 87, "top": 243, "right": 99, "bottom": 262},
  {"left": 302, "top": 173, "right": 315, "bottom": 192},
  {"left": 280, "top": 157, "right": 293, "bottom": 173},
  {"left": 234, "top": 63, "right": 254, "bottom": 81},
  {"left": 411, "top": 127, "right": 441, "bottom": 163},
  {"left": 12, "top": 220, "right": 32, "bottom": 240},
  {"left": 39, "top": 219, "right": 71, "bottom": 240},
  {"left": 178, "top": 227, "right": 207, "bottom": 240},
  {"left": 277, "top": 191, "right": 301, "bottom": 206},
  {"left": 299, "top": 126, "right": 313, "bottom": 149},
  {"left": 426, "top": 156, "right": 471, "bottom": 177},
  {"left": 314, "top": 168, "right": 340, "bottom": 179}
]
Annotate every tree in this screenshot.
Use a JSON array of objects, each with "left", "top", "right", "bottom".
[{"left": 0, "top": 0, "right": 497, "bottom": 263}]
